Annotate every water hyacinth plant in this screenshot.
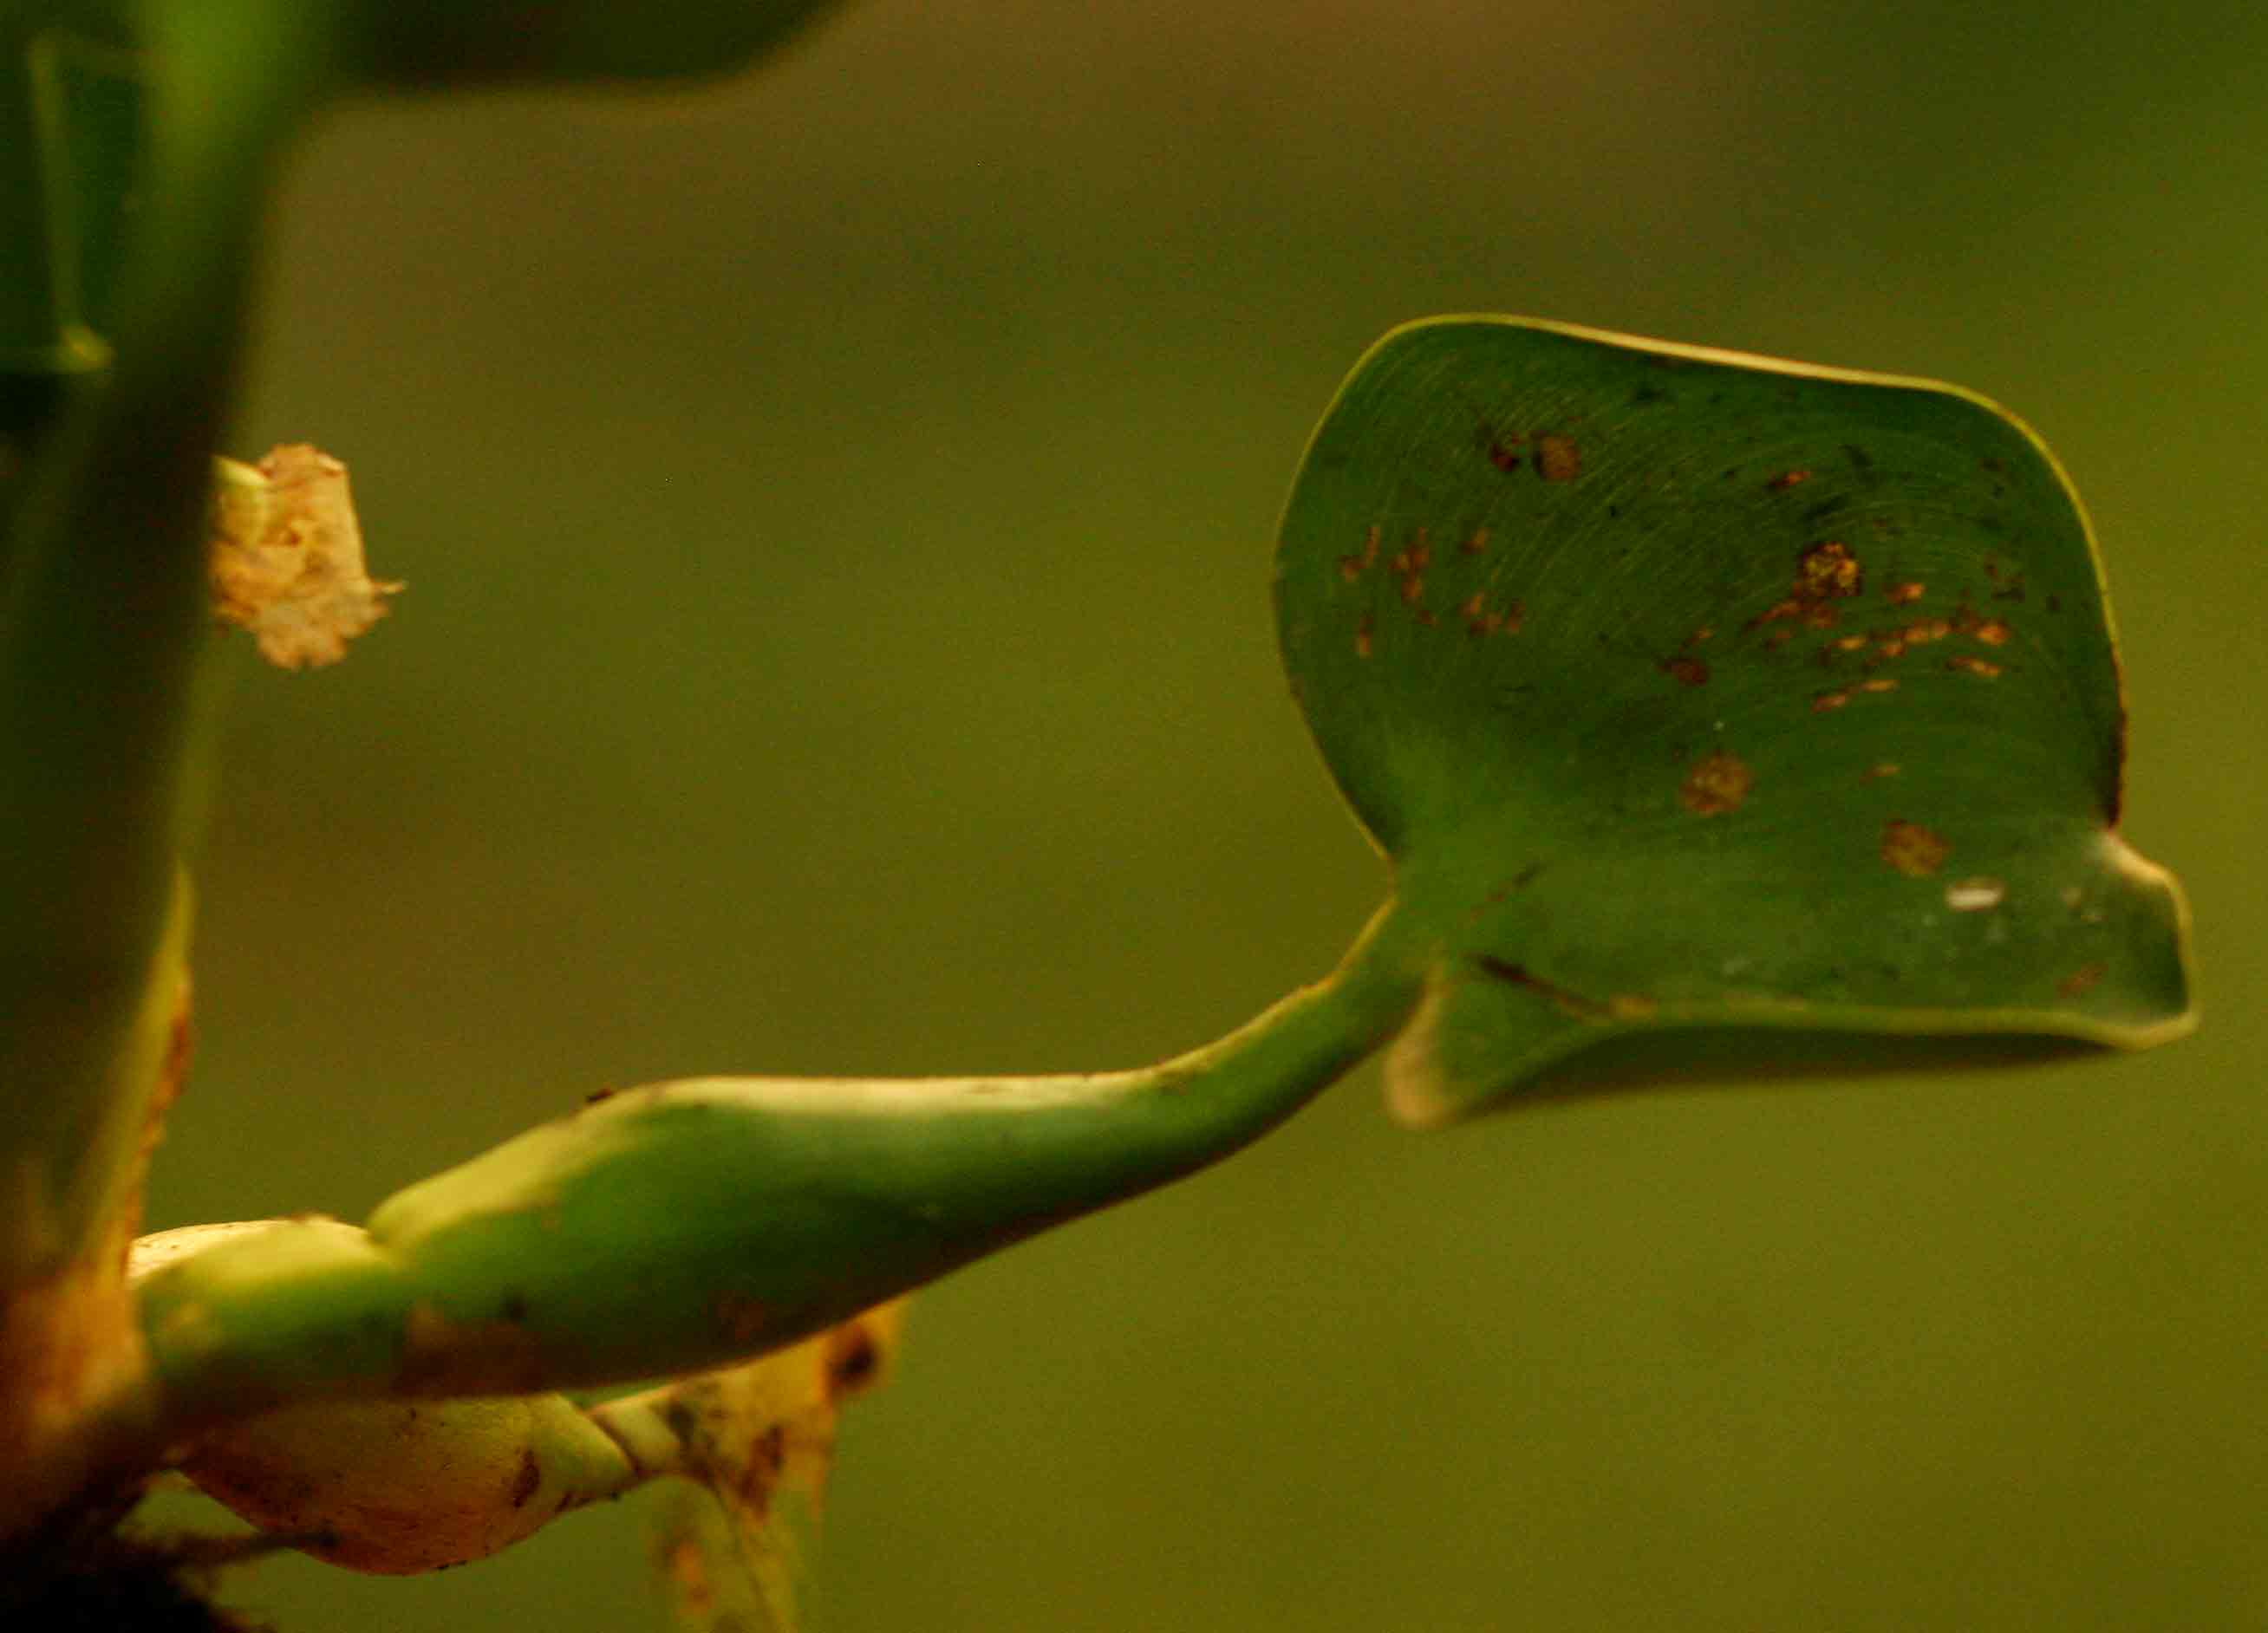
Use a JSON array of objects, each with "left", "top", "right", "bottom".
[{"left": 1, "top": 2, "right": 2196, "bottom": 1626}]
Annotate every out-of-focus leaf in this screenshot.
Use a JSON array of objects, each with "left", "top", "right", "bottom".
[{"left": 1275, "top": 317, "right": 2194, "bottom": 1124}]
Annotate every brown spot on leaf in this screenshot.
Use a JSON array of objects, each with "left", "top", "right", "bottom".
[
  {"left": 2058, "top": 962, "right": 2107, "bottom": 999},
  {"left": 1399, "top": 574, "right": 1425, "bottom": 606},
  {"left": 1796, "top": 540, "right": 1863, "bottom": 599},
  {"left": 1858, "top": 677, "right": 1899, "bottom": 693},
  {"left": 1355, "top": 613, "right": 1374, "bottom": 658},
  {"left": 1470, "top": 600, "right": 1525, "bottom": 636},
  {"left": 1536, "top": 434, "right": 1581, "bottom": 482},
  {"left": 1460, "top": 526, "right": 1490, "bottom": 556},
  {"left": 1971, "top": 619, "right": 2011, "bottom": 646},
  {"left": 1767, "top": 469, "right": 1812, "bottom": 491},
  {"left": 1488, "top": 439, "right": 1522, "bottom": 472},
  {"left": 1680, "top": 750, "right": 1752, "bottom": 815},
  {"left": 1812, "top": 690, "right": 1850, "bottom": 712},
  {"left": 1947, "top": 654, "right": 2003, "bottom": 678},
  {"left": 1861, "top": 761, "right": 1900, "bottom": 781},
  {"left": 1881, "top": 819, "right": 1950, "bottom": 877},
  {"left": 1885, "top": 581, "right": 1926, "bottom": 604},
  {"left": 1661, "top": 655, "right": 1710, "bottom": 686},
  {"left": 1750, "top": 596, "right": 1802, "bottom": 628}
]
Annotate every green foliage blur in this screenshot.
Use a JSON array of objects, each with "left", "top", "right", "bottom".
[{"left": 143, "top": 1, "right": 2265, "bottom": 1627}]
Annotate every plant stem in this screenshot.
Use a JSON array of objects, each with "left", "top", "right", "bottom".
[{"left": 136, "top": 901, "right": 1429, "bottom": 1425}]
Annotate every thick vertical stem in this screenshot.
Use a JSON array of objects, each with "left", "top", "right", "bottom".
[{"left": 0, "top": 3, "right": 338, "bottom": 1543}]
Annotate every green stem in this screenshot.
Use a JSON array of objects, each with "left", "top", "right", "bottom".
[
  {"left": 0, "top": 28, "right": 102, "bottom": 372},
  {"left": 0, "top": 8, "right": 312, "bottom": 1285},
  {"left": 136, "top": 902, "right": 1428, "bottom": 1424}
]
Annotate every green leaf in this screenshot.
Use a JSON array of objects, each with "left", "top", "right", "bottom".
[{"left": 1275, "top": 317, "right": 2195, "bottom": 1124}]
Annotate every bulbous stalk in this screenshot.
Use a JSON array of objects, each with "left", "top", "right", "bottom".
[{"left": 134, "top": 902, "right": 1426, "bottom": 1431}]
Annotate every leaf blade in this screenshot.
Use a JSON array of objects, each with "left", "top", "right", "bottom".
[{"left": 1276, "top": 317, "right": 2194, "bottom": 1121}]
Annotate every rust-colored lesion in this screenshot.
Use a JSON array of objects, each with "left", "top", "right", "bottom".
[
  {"left": 2057, "top": 962, "right": 2107, "bottom": 999},
  {"left": 1679, "top": 750, "right": 1751, "bottom": 816},
  {"left": 1535, "top": 434, "right": 1581, "bottom": 482},
  {"left": 1462, "top": 595, "right": 1522, "bottom": 638},
  {"left": 1337, "top": 523, "right": 1383, "bottom": 582},
  {"left": 1383, "top": 529, "right": 1436, "bottom": 618},
  {"left": 1880, "top": 819, "right": 1950, "bottom": 878},
  {"left": 1796, "top": 540, "right": 1863, "bottom": 600},
  {"left": 1750, "top": 543, "right": 1867, "bottom": 647}
]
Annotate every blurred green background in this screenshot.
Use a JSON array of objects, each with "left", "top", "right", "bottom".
[{"left": 140, "top": 1, "right": 2266, "bottom": 1627}]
